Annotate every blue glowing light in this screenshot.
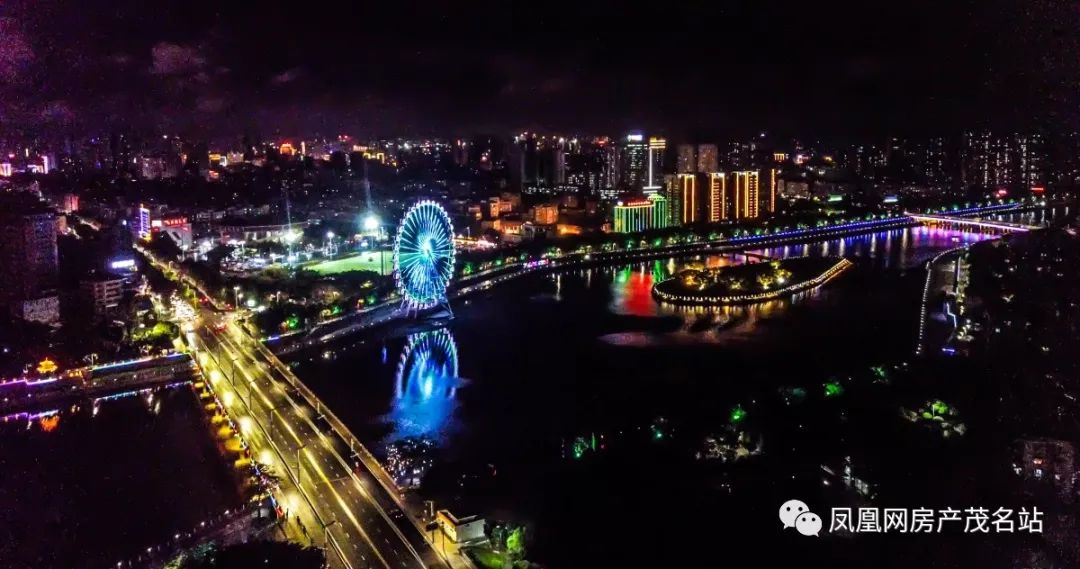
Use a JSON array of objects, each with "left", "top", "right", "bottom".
[
  {"left": 394, "top": 201, "right": 456, "bottom": 310},
  {"left": 388, "top": 328, "right": 460, "bottom": 442}
]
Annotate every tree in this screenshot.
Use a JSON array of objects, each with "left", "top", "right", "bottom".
[
  {"left": 505, "top": 526, "right": 526, "bottom": 559},
  {"left": 150, "top": 232, "right": 183, "bottom": 260},
  {"left": 206, "top": 244, "right": 235, "bottom": 267}
]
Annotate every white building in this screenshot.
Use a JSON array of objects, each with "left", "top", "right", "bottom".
[{"left": 436, "top": 510, "right": 486, "bottom": 544}]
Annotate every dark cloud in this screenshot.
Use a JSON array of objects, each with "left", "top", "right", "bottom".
[
  {"left": 271, "top": 68, "right": 303, "bottom": 85},
  {"left": 150, "top": 42, "right": 206, "bottom": 75},
  {"left": 195, "top": 96, "right": 227, "bottom": 113}
]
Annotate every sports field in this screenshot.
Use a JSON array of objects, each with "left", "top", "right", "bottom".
[{"left": 307, "top": 251, "right": 393, "bottom": 275}]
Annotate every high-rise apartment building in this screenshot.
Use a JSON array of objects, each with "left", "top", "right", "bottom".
[
  {"left": 733, "top": 171, "right": 759, "bottom": 219},
  {"left": 696, "top": 144, "right": 719, "bottom": 173},
  {"left": 707, "top": 173, "right": 726, "bottom": 222},
  {"left": 675, "top": 173, "right": 699, "bottom": 225},
  {"left": 676, "top": 144, "right": 696, "bottom": 174},
  {"left": 962, "top": 131, "right": 1046, "bottom": 191},
  {"left": 0, "top": 198, "right": 59, "bottom": 325}
]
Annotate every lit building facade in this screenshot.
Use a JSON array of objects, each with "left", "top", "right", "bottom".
[
  {"left": 132, "top": 206, "right": 151, "bottom": 241},
  {"left": 733, "top": 171, "right": 759, "bottom": 219},
  {"left": 675, "top": 173, "right": 698, "bottom": 225},
  {"left": 612, "top": 194, "right": 669, "bottom": 233},
  {"left": 533, "top": 204, "right": 559, "bottom": 225},
  {"left": 707, "top": 173, "right": 726, "bottom": 222},
  {"left": 620, "top": 134, "right": 647, "bottom": 191},
  {"left": 645, "top": 136, "right": 666, "bottom": 193},
  {"left": 768, "top": 168, "right": 777, "bottom": 214}
]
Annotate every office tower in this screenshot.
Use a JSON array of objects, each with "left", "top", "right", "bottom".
[
  {"left": 645, "top": 136, "right": 666, "bottom": 193},
  {"left": 696, "top": 144, "right": 718, "bottom": 173},
  {"left": 620, "top": 134, "right": 647, "bottom": 191},
  {"left": 612, "top": 194, "right": 669, "bottom": 233},
  {"left": 733, "top": 171, "right": 760, "bottom": 219},
  {"left": 676, "top": 144, "right": 696, "bottom": 174},
  {"left": 0, "top": 197, "right": 59, "bottom": 324},
  {"left": 676, "top": 173, "right": 699, "bottom": 225},
  {"left": 601, "top": 142, "right": 619, "bottom": 196},
  {"left": 707, "top": 173, "right": 726, "bottom": 222}
]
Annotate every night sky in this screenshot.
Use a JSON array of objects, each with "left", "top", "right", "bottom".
[{"left": 1, "top": 0, "right": 1077, "bottom": 139}]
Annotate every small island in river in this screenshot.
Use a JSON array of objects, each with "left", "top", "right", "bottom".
[{"left": 652, "top": 256, "right": 853, "bottom": 305}]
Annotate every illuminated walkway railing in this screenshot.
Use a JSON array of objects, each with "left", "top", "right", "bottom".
[
  {"left": 906, "top": 213, "right": 1035, "bottom": 233},
  {"left": 914, "top": 246, "right": 967, "bottom": 356}
]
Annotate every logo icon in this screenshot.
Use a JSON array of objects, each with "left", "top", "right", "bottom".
[
  {"left": 780, "top": 499, "right": 820, "bottom": 537},
  {"left": 794, "top": 511, "right": 822, "bottom": 536}
]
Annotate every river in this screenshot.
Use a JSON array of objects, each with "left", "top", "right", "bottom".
[
  {"left": 290, "top": 209, "right": 1065, "bottom": 568},
  {"left": 0, "top": 386, "right": 242, "bottom": 569}
]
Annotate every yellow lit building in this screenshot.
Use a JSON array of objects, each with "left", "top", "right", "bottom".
[
  {"left": 533, "top": 203, "right": 559, "bottom": 225},
  {"left": 769, "top": 168, "right": 777, "bottom": 214},
  {"left": 733, "top": 171, "right": 759, "bottom": 219},
  {"left": 677, "top": 173, "right": 698, "bottom": 225},
  {"left": 707, "top": 173, "right": 726, "bottom": 222}
]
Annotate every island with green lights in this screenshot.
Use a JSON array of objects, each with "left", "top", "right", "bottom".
[{"left": 652, "top": 256, "right": 853, "bottom": 306}]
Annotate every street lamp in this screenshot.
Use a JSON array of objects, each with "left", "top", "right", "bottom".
[
  {"left": 362, "top": 214, "right": 379, "bottom": 233},
  {"left": 324, "top": 231, "right": 336, "bottom": 256},
  {"left": 232, "top": 286, "right": 240, "bottom": 309}
]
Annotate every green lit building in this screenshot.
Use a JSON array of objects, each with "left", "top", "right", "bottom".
[{"left": 613, "top": 194, "right": 669, "bottom": 233}]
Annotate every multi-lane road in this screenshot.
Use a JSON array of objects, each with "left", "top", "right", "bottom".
[{"left": 190, "top": 318, "right": 449, "bottom": 569}]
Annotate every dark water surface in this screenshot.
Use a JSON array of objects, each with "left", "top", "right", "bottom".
[
  {"left": 0, "top": 386, "right": 241, "bottom": 569},
  {"left": 292, "top": 223, "right": 1064, "bottom": 568}
]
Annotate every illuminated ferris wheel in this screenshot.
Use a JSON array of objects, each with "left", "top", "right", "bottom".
[{"left": 393, "top": 200, "right": 456, "bottom": 313}]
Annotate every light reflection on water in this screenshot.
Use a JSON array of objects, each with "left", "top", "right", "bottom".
[
  {"left": 586, "top": 226, "right": 998, "bottom": 346},
  {"left": 384, "top": 328, "right": 461, "bottom": 444}
]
